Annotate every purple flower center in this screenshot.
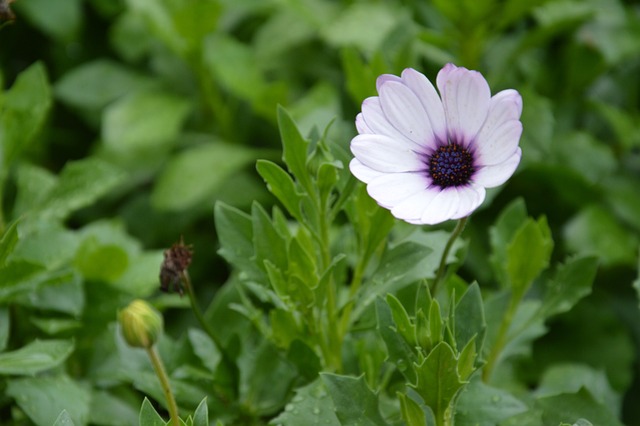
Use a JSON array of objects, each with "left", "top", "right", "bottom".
[{"left": 428, "top": 143, "right": 474, "bottom": 188}]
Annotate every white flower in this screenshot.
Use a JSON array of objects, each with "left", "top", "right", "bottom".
[{"left": 350, "top": 64, "right": 523, "bottom": 225}]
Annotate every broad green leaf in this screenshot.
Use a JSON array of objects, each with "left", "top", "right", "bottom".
[
  {"left": 0, "top": 260, "right": 45, "bottom": 303},
  {"left": 256, "top": 159, "right": 304, "bottom": 221},
  {"left": 11, "top": 219, "right": 78, "bottom": 269},
  {"left": 320, "top": 2, "right": 402, "bottom": 56},
  {"left": 412, "top": 342, "right": 465, "bottom": 420},
  {"left": 286, "top": 339, "right": 322, "bottom": 383},
  {"left": 454, "top": 376, "right": 527, "bottom": 426},
  {"left": 53, "top": 410, "right": 76, "bottom": 426},
  {"left": 193, "top": 397, "right": 208, "bottom": 426},
  {"left": 13, "top": 268, "right": 84, "bottom": 315},
  {"left": 454, "top": 283, "right": 485, "bottom": 355},
  {"left": 537, "top": 388, "right": 622, "bottom": 426},
  {"left": 0, "top": 62, "right": 51, "bottom": 169},
  {"left": 75, "top": 238, "right": 129, "bottom": 283},
  {"left": 277, "top": 107, "right": 313, "bottom": 193},
  {"left": 36, "top": 158, "right": 127, "bottom": 220},
  {"left": 376, "top": 297, "right": 418, "bottom": 383},
  {"left": 539, "top": 256, "right": 597, "bottom": 318},
  {"left": 214, "top": 202, "right": 262, "bottom": 281},
  {"left": 0, "top": 339, "right": 74, "bottom": 375},
  {"left": 506, "top": 217, "right": 553, "bottom": 295},
  {"left": 125, "top": 0, "right": 186, "bottom": 55},
  {"left": 12, "top": 163, "right": 57, "bottom": 217},
  {"left": 30, "top": 317, "right": 81, "bottom": 335},
  {"left": 252, "top": 203, "right": 289, "bottom": 274},
  {"left": 564, "top": 206, "right": 638, "bottom": 267},
  {"left": 102, "top": 90, "right": 191, "bottom": 152},
  {"left": 14, "top": 0, "right": 81, "bottom": 41},
  {"left": 7, "top": 375, "right": 90, "bottom": 425},
  {"left": 238, "top": 340, "right": 298, "bottom": 416},
  {"left": 55, "top": 59, "right": 154, "bottom": 113},
  {"left": 553, "top": 132, "right": 616, "bottom": 184},
  {"left": 188, "top": 328, "right": 221, "bottom": 374},
  {"left": 89, "top": 390, "right": 139, "bottom": 426},
  {"left": 321, "top": 373, "right": 388, "bottom": 426},
  {"left": 269, "top": 379, "right": 340, "bottom": 426},
  {"left": 139, "top": 397, "right": 166, "bottom": 426},
  {"left": 536, "top": 364, "right": 620, "bottom": 415},
  {"left": 152, "top": 142, "right": 255, "bottom": 211}
]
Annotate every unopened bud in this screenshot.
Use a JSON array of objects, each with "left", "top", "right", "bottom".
[{"left": 118, "top": 300, "right": 163, "bottom": 348}]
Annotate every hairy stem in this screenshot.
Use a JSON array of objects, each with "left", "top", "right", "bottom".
[{"left": 146, "top": 346, "right": 180, "bottom": 426}]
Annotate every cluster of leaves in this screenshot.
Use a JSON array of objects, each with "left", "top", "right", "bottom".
[{"left": 1, "top": 0, "right": 640, "bottom": 425}]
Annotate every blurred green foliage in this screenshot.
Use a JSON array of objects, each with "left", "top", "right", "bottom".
[{"left": 1, "top": 0, "right": 640, "bottom": 425}]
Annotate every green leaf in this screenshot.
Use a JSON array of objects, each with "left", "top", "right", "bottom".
[
  {"left": 53, "top": 410, "right": 76, "bottom": 426},
  {"left": 489, "top": 199, "right": 528, "bottom": 278},
  {"left": 376, "top": 297, "right": 418, "bottom": 383},
  {"left": 0, "top": 219, "right": 19, "bottom": 267},
  {"left": 539, "top": 256, "right": 597, "bottom": 318},
  {"left": 238, "top": 340, "right": 298, "bottom": 416},
  {"left": 252, "top": 203, "right": 289, "bottom": 274},
  {"left": 55, "top": 59, "right": 154, "bottom": 113},
  {"left": 0, "top": 339, "right": 74, "bottom": 375},
  {"left": 506, "top": 217, "right": 553, "bottom": 295},
  {"left": 188, "top": 328, "right": 221, "bottom": 374},
  {"left": 36, "top": 158, "right": 127, "bottom": 220},
  {"left": 454, "top": 376, "right": 527, "bottom": 426},
  {"left": 536, "top": 364, "right": 620, "bottom": 415},
  {"left": 269, "top": 379, "right": 340, "bottom": 426},
  {"left": 412, "top": 342, "right": 465, "bottom": 420},
  {"left": 564, "top": 206, "right": 638, "bottom": 267},
  {"left": 75, "top": 238, "right": 129, "bottom": 283},
  {"left": 537, "top": 388, "right": 622, "bottom": 426},
  {"left": 102, "top": 90, "right": 191, "bottom": 152},
  {"left": 0, "top": 62, "right": 51, "bottom": 169},
  {"left": 256, "top": 159, "right": 304, "bottom": 221},
  {"left": 454, "top": 283, "right": 486, "bottom": 355},
  {"left": 139, "top": 397, "right": 166, "bottom": 426},
  {"left": 385, "top": 294, "right": 417, "bottom": 348},
  {"left": 277, "top": 107, "right": 312, "bottom": 193},
  {"left": 398, "top": 392, "right": 427, "bottom": 426},
  {"left": 14, "top": 0, "right": 81, "bottom": 41},
  {"left": 152, "top": 142, "right": 255, "bottom": 211},
  {"left": 89, "top": 390, "right": 139, "bottom": 426},
  {"left": 193, "top": 397, "right": 208, "bottom": 426},
  {"left": 6, "top": 375, "right": 90, "bottom": 425},
  {"left": 13, "top": 268, "right": 84, "bottom": 315},
  {"left": 12, "top": 163, "right": 57, "bottom": 217},
  {"left": 321, "top": 373, "right": 388, "bottom": 426}
]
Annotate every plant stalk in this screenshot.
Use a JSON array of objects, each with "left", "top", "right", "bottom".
[
  {"left": 431, "top": 217, "right": 468, "bottom": 295},
  {"left": 181, "top": 271, "right": 225, "bottom": 352},
  {"left": 146, "top": 346, "right": 180, "bottom": 426},
  {"left": 482, "top": 291, "right": 522, "bottom": 382}
]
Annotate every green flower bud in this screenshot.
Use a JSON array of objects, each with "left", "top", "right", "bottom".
[{"left": 118, "top": 300, "right": 163, "bottom": 349}]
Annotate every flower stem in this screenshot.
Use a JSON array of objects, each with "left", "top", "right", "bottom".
[
  {"left": 482, "top": 291, "right": 522, "bottom": 382},
  {"left": 431, "top": 217, "right": 468, "bottom": 295},
  {"left": 181, "top": 271, "right": 225, "bottom": 352},
  {"left": 146, "top": 346, "right": 179, "bottom": 426}
]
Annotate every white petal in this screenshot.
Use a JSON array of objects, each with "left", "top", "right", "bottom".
[
  {"left": 391, "top": 186, "right": 442, "bottom": 222},
  {"left": 419, "top": 188, "right": 462, "bottom": 225},
  {"left": 474, "top": 120, "right": 523, "bottom": 166},
  {"left": 401, "top": 68, "right": 447, "bottom": 143},
  {"left": 376, "top": 73, "right": 402, "bottom": 92},
  {"left": 490, "top": 89, "right": 523, "bottom": 119},
  {"left": 367, "top": 172, "right": 431, "bottom": 208},
  {"left": 451, "top": 185, "right": 486, "bottom": 219},
  {"left": 437, "top": 64, "right": 491, "bottom": 146},
  {"left": 351, "top": 134, "right": 426, "bottom": 173},
  {"left": 350, "top": 158, "right": 384, "bottom": 183},
  {"left": 472, "top": 148, "right": 521, "bottom": 188},
  {"left": 361, "top": 97, "right": 416, "bottom": 147},
  {"left": 355, "top": 113, "right": 373, "bottom": 134},
  {"left": 379, "top": 81, "right": 434, "bottom": 147}
]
